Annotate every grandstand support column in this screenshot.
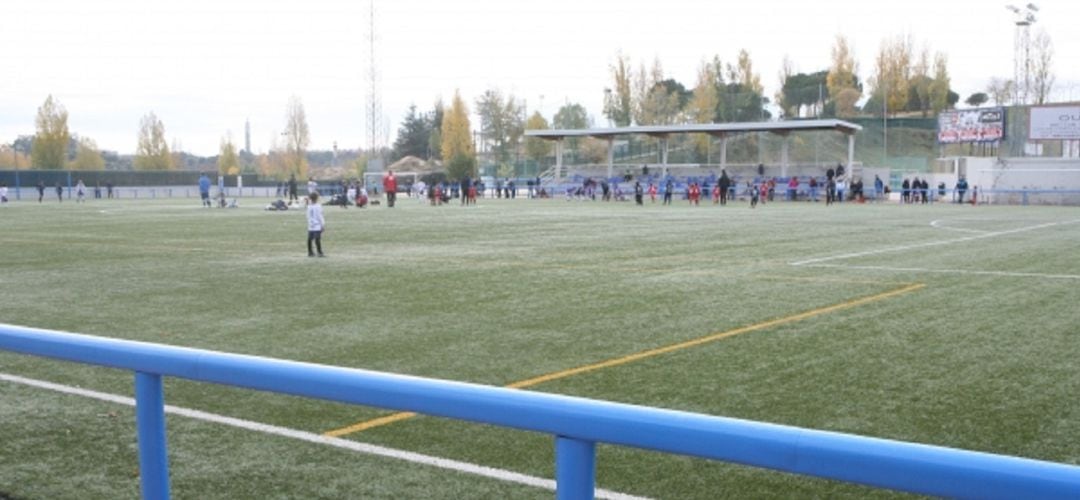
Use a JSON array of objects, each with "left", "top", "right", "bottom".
[
  {"left": 846, "top": 133, "right": 855, "bottom": 170},
  {"left": 555, "top": 139, "right": 564, "bottom": 182},
  {"left": 719, "top": 135, "right": 728, "bottom": 171},
  {"left": 780, "top": 133, "right": 790, "bottom": 177},
  {"left": 661, "top": 136, "right": 669, "bottom": 167},
  {"left": 606, "top": 137, "right": 614, "bottom": 180}
]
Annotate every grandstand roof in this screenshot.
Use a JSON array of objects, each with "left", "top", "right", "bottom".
[{"left": 524, "top": 119, "right": 862, "bottom": 140}]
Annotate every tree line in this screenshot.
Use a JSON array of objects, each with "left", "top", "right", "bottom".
[{"left": 4, "top": 29, "right": 1056, "bottom": 177}]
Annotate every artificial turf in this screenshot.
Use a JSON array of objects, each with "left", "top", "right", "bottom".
[{"left": 1, "top": 195, "right": 1078, "bottom": 498}]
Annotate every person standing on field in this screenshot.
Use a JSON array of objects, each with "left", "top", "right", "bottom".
[
  {"left": 346, "top": 181, "right": 357, "bottom": 209},
  {"left": 37, "top": 181, "right": 45, "bottom": 203},
  {"left": 383, "top": 170, "right": 397, "bottom": 208},
  {"left": 198, "top": 173, "right": 212, "bottom": 207},
  {"left": 288, "top": 174, "right": 299, "bottom": 203},
  {"left": 55, "top": 182, "right": 63, "bottom": 202},
  {"left": 306, "top": 192, "right": 326, "bottom": 257},
  {"left": 956, "top": 177, "right": 969, "bottom": 204},
  {"left": 718, "top": 170, "right": 731, "bottom": 206}
]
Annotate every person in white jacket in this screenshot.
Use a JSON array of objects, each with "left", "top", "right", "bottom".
[{"left": 306, "top": 192, "right": 326, "bottom": 257}]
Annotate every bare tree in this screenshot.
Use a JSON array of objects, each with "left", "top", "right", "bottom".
[
  {"left": 284, "top": 96, "right": 310, "bottom": 179},
  {"left": 986, "top": 78, "right": 1015, "bottom": 106},
  {"left": 604, "top": 53, "right": 633, "bottom": 127},
  {"left": 911, "top": 47, "right": 933, "bottom": 117},
  {"left": 1031, "top": 29, "right": 1055, "bottom": 105}
]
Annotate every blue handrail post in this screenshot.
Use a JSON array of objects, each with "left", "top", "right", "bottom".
[
  {"left": 135, "top": 372, "right": 171, "bottom": 500},
  {"left": 555, "top": 436, "right": 595, "bottom": 500}
]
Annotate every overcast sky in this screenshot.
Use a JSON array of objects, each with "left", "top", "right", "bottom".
[{"left": 2, "top": 0, "right": 1078, "bottom": 156}]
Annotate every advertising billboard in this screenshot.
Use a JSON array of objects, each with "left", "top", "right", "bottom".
[
  {"left": 937, "top": 108, "right": 1005, "bottom": 144},
  {"left": 1029, "top": 105, "right": 1080, "bottom": 140}
]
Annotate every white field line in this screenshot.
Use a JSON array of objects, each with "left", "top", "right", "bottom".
[
  {"left": 929, "top": 219, "right": 989, "bottom": 234},
  {"left": 799, "top": 263, "right": 1080, "bottom": 280},
  {"left": 0, "top": 372, "right": 648, "bottom": 500},
  {"left": 791, "top": 219, "right": 1080, "bottom": 267}
]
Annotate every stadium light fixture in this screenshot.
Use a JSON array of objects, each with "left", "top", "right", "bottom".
[{"left": 1006, "top": 3, "right": 1039, "bottom": 105}]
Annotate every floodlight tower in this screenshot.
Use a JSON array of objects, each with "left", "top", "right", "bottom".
[
  {"left": 1006, "top": 3, "right": 1038, "bottom": 105},
  {"left": 366, "top": 0, "right": 384, "bottom": 167}
]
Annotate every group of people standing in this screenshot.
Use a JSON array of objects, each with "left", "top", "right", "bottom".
[
  {"left": 901, "top": 177, "right": 931, "bottom": 204},
  {"left": 34, "top": 180, "right": 94, "bottom": 203},
  {"left": 649, "top": 170, "right": 736, "bottom": 206},
  {"left": 898, "top": 176, "right": 973, "bottom": 204}
]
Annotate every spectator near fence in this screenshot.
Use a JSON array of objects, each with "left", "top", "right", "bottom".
[{"left": 956, "top": 177, "right": 969, "bottom": 204}]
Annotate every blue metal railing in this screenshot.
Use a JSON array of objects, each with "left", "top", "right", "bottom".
[{"left": 2, "top": 323, "right": 1080, "bottom": 499}]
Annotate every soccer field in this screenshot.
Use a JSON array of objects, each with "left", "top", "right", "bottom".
[{"left": 2, "top": 196, "right": 1079, "bottom": 499}]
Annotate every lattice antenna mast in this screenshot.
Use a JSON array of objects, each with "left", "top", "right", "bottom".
[{"left": 366, "top": 0, "right": 383, "bottom": 161}]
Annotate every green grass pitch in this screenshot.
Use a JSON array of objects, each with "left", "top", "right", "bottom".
[{"left": 1, "top": 195, "right": 1078, "bottom": 499}]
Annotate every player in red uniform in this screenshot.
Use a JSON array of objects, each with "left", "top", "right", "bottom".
[{"left": 383, "top": 170, "right": 398, "bottom": 208}]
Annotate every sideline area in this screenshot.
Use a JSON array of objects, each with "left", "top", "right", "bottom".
[{"left": 0, "top": 372, "right": 647, "bottom": 500}]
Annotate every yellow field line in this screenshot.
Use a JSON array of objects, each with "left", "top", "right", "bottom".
[{"left": 323, "top": 282, "right": 925, "bottom": 438}]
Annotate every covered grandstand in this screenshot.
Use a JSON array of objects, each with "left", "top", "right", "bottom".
[{"left": 524, "top": 119, "right": 863, "bottom": 181}]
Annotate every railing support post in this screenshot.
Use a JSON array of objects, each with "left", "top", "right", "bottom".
[
  {"left": 555, "top": 436, "right": 595, "bottom": 500},
  {"left": 135, "top": 372, "right": 171, "bottom": 500}
]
